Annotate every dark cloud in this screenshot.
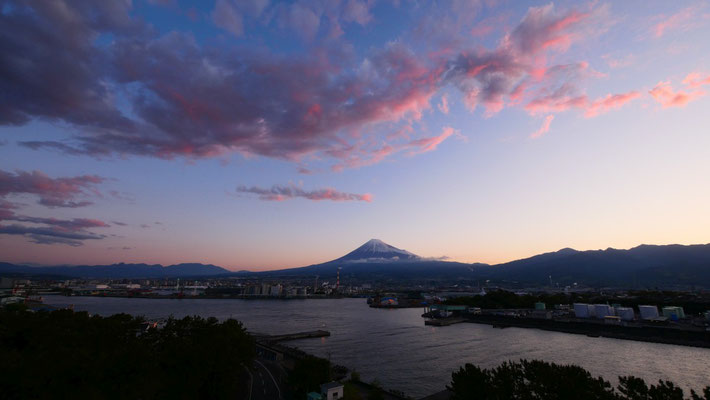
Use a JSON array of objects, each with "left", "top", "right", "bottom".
[
  {"left": 237, "top": 184, "right": 372, "bottom": 202},
  {"left": 0, "top": 1, "right": 141, "bottom": 128},
  {"left": 0, "top": 223, "right": 105, "bottom": 246},
  {"left": 0, "top": 168, "right": 111, "bottom": 246},
  {"left": 0, "top": 169, "right": 104, "bottom": 208}
]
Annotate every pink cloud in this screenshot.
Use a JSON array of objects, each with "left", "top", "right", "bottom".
[
  {"left": 653, "top": 5, "right": 705, "bottom": 38},
  {"left": 649, "top": 81, "right": 706, "bottom": 108},
  {"left": 530, "top": 115, "right": 554, "bottom": 139},
  {"left": 438, "top": 94, "right": 450, "bottom": 114},
  {"left": 0, "top": 169, "right": 105, "bottom": 208},
  {"left": 407, "top": 126, "right": 458, "bottom": 155},
  {"left": 682, "top": 72, "right": 710, "bottom": 88},
  {"left": 585, "top": 91, "right": 641, "bottom": 118},
  {"left": 237, "top": 184, "right": 372, "bottom": 202}
]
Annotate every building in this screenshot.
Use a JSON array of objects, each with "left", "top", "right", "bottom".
[
  {"left": 615, "top": 307, "right": 635, "bottom": 321},
  {"left": 270, "top": 284, "right": 282, "bottom": 296},
  {"left": 639, "top": 305, "right": 659, "bottom": 320},
  {"left": 594, "top": 304, "right": 615, "bottom": 319},
  {"left": 320, "top": 382, "right": 344, "bottom": 400}
]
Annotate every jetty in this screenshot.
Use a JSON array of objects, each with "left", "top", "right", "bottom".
[{"left": 254, "top": 329, "right": 331, "bottom": 343}]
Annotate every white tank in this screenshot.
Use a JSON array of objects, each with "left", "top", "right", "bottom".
[
  {"left": 594, "top": 304, "right": 614, "bottom": 319},
  {"left": 615, "top": 307, "right": 634, "bottom": 321},
  {"left": 639, "top": 305, "right": 659, "bottom": 320},
  {"left": 574, "top": 303, "right": 590, "bottom": 318}
]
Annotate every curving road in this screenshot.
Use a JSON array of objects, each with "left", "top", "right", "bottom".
[{"left": 250, "top": 359, "right": 285, "bottom": 400}]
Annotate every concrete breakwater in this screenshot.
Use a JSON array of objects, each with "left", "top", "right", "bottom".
[{"left": 462, "top": 315, "right": 710, "bottom": 349}]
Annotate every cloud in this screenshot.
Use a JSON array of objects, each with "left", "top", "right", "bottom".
[
  {"left": 444, "top": 4, "right": 610, "bottom": 117},
  {"left": 0, "top": 169, "right": 105, "bottom": 208},
  {"left": 0, "top": 215, "right": 109, "bottom": 246},
  {"left": 530, "top": 115, "right": 554, "bottom": 139},
  {"left": 3, "top": 1, "right": 632, "bottom": 170},
  {"left": 0, "top": 168, "right": 111, "bottom": 246},
  {"left": 9, "top": 216, "right": 110, "bottom": 231},
  {"left": 237, "top": 184, "right": 372, "bottom": 202},
  {"left": 0, "top": 224, "right": 105, "bottom": 246},
  {"left": 682, "top": 72, "right": 710, "bottom": 88},
  {"left": 585, "top": 91, "right": 641, "bottom": 118},
  {"left": 212, "top": 0, "right": 245, "bottom": 37},
  {"left": 508, "top": 3, "right": 592, "bottom": 57},
  {"left": 407, "top": 126, "right": 459, "bottom": 155},
  {"left": 653, "top": 5, "right": 706, "bottom": 38},
  {"left": 649, "top": 81, "right": 706, "bottom": 108},
  {"left": 438, "top": 94, "right": 450, "bottom": 114}
]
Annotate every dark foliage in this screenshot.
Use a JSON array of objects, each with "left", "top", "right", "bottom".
[
  {"left": 287, "top": 355, "right": 331, "bottom": 398},
  {"left": 0, "top": 308, "right": 254, "bottom": 399},
  {"left": 448, "top": 360, "right": 710, "bottom": 400}
]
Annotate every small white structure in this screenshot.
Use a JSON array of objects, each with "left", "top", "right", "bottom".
[
  {"left": 574, "top": 303, "right": 595, "bottom": 318},
  {"left": 639, "top": 305, "right": 659, "bottom": 320},
  {"left": 594, "top": 304, "right": 615, "bottom": 319},
  {"left": 615, "top": 307, "right": 635, "bottom": 321},
  {"left": 320, "top": 382, "right": 344, "bottom": 400}
]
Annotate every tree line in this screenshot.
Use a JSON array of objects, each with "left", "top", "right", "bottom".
[
  {"left": 0, "top": 306, "right": 254, "bottom": 399},
  {"left": 449, "top": 359, "right": 710, "bottom": 400}
]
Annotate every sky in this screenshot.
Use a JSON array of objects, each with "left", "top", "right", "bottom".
[{"left": 1, "top": 0, "right": 710, "bottom": 271}]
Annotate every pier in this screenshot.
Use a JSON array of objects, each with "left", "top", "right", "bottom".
[{"left": 255, "top": 329, "right": 331, "bottom": 343}]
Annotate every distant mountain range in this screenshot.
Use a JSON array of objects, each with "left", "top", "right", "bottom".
[
  {"left": 2, "top": 239, "right": 710, "bottom": 287},
  {"left": 0, "top": 262, "right": 231, "bottom": 279}
]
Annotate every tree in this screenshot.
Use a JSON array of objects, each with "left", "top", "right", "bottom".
[{"left": 287, "top": 355, "right": 331, "bottom": 398}]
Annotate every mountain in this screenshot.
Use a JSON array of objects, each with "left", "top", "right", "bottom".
[
  {"left": 487, "top": 244, "right": 710, "bottom": 287},
  {"left": 3, "top": 241, "right": 710, "bottom": 287},
  {"left": 258, "top": 241, "right": 710, "bottom": 288},
  {"left": 258, "top": 239, "right": 484, "bottom": 279},
  {"left": 0, "top": 262, "right": 230, "bottom": 279},
  {"left": 334, "top": 239, "right": 420, "bottom": 262}
]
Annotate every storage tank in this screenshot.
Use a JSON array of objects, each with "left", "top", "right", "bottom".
[
  {"left": 615, "top": 307, "right": 634, "bottom": 321},
  {"left": 594, "top": 304, "right": 614, "bottom": 319},
  {"left": 662, "top": 306, "right": 685, "bottom": 320},
  {"left": 574, "top": 303, "right": 590, "bottom": 318},
  {"left": 639, "top": 305, "right": 659, "bottom": 320}
]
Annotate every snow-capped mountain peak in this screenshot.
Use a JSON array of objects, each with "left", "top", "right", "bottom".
[{"left": 335, "top": 239, "right": 420, "bottom": 262}]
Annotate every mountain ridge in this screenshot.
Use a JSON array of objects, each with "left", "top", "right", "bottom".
[{"left": 2, "top": 240, "right": 710, "bottom": 286}]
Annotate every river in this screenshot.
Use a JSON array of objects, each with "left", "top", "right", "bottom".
[{"left": 43, "top": 296, "right": 710, "bottom": 398}]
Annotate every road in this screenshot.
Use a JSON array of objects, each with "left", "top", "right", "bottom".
[{"left": 250, "top": 359, "right": 285, "bottom": 400}]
